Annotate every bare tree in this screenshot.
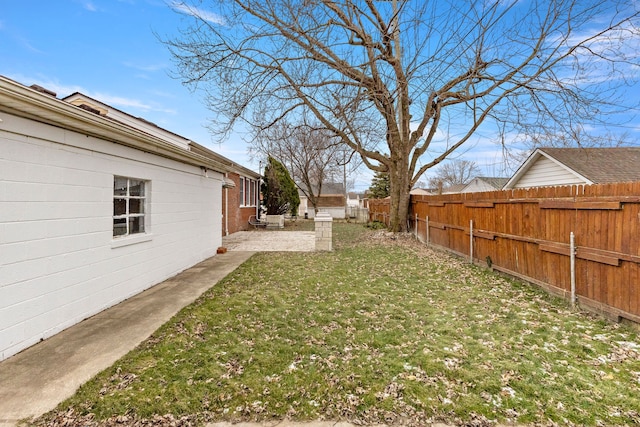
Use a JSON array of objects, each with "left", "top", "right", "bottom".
[
  {"left": 427, "top": 160, "right": 481, "bottom": 190},
  {"left": 251, "top": 121, "right": 345, "bottom": 214},
  {"left": 166, "top": 0, "right": 640, "bottom": 231}
]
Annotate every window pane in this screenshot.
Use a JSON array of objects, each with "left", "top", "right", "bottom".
[
  {"left": 129, "top": 198, "right": 144, "bottom": 214},
  {"left": 129, "top": 216, "right": 145, "bottom": 234},
  {"left": 129, "top": 180, "right": 144, "bottom": 197},
  {"left": 114, "top": 177, "right": 128, "bottom": 196},
  {"left": 113, "top": 218, "right": 127, "bottom": 236},
  {"left": 251, "top": 181, "right": 256, "bottom": 206},
  {"left": 239, "top": 178, "right": 244, "bottom": 205},
  {"left": 114, "top": 198, "right": 127, "bottom": 216},
  {"left": 113, "top": 176, "right": 147, "bottom": 238}
]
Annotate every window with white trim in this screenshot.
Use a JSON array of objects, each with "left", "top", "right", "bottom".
[
  {"left": 250, "top": 179, "right": 256, "bottom": 206},
  {"left": 113, "top": 176, "right": 147, "bottom": 237},
  {"left": 240, "top": 177, "right": 258, "bottom": 207},
  {"left": 239, "top": 177, "right": 245, "bottom": 206}
]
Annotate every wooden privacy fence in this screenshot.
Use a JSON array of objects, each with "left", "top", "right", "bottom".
[{"left": 368, "top": 182, "right": 640, "bottom": 323}]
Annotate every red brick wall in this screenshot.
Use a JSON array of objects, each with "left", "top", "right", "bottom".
[{"left": 222, "top": 173, "right": 259, "bottom": 235}]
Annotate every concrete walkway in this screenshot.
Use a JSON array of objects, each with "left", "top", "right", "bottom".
[
  {"left": 0, "top": 251, "right": 255, "bottom": 426},
  {"left": 222, "top": 231, "right": 315, "bottom": 252}
]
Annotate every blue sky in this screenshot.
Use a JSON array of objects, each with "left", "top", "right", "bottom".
[
  {"left": 0, "top": 0, "right": 255, "bottom": 169},
  {"left": 2, "top": 1, "right": 639, "bottom": 191}
]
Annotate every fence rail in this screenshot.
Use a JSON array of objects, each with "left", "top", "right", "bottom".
[{"left": 368, "top": 182, "right": 640, "bottom": 323}]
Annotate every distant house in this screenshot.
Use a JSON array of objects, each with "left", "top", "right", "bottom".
[
  {"left": 504, "top": 147, "right": 640, "bottom": 189},
  {"left": 0, "top": 76, "right": 255, "bottom": 361},
  {"left": 347, "top": 192, "right": 362, "bottom": 208},
  {"left": 441, "top": 184, "right": 467, "bottom": 194},
  {"left": 461, "top": 177, "right": 510, "bottom": 193},
  {"left": 410, "top": 188, "right": 434, "bottom": 196},
  {"left": 298, "top": 182, "right": 346, "bottom": 219}
]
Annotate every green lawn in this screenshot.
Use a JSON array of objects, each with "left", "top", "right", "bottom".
[{"left": 35, "top": 223, "right": 640, "bottom": 426}]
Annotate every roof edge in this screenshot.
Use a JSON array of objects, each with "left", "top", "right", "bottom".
[
  {"left": 0, "top": 75, "right": 233, "bottom": 174},
  {"left": 503, "top": 148, "right": 594, "bottom": 189}
]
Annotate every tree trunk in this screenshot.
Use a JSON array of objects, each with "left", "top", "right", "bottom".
[{"left": 388, "top": 154, "right": 411, "bottom": 232}]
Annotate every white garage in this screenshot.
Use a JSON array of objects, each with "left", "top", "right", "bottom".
[{"left": 0, "top": 76, "right": 231, "bottom": 361}]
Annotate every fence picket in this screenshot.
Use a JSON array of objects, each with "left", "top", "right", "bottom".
[{"left": 368, "top": 182, "right": 640, "bottom": 323}]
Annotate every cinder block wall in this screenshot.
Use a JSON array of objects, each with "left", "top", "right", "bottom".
[{"left": 0, "top": 113, "right": 222, "bottom": 360}]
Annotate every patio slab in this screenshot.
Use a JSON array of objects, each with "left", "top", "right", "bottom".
[{"left": 222, "top": 231, "right": 316, "bottom": 252}]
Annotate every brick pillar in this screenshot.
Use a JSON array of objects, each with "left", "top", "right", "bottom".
[{"left": 314, "top": 212, "right": 333, "bottom": 251}]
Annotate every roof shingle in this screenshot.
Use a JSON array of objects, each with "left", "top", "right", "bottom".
[{"left": 539, "top": 147, "right": 640, "bottom": 183}]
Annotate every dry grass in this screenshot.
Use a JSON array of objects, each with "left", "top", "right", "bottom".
[{"left": 34, "top": 223, "right": 640, "bottom": 426}]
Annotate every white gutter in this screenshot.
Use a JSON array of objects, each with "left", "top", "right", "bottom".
[{"left": 0, "top": 76, "right": 233, "bottom": 174}]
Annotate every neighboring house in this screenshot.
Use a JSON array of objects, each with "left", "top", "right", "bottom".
[
  {"left": 347, "top": 192, "right": 361, "bottom": 208},
  {"left": 461, "top": 177, "right": 510, "bottom": 193},
  {"left": 504, "top": 147, "right": 640, "bottom": 189},
  {"left": 0, "top": 76, "right": 248, "bottom": 361},
  {"left": 410, "top": 188, "right": 434, "bottom": 196},
  {"left": 345, "top": 192, "right": 369, "bottom": 222},
  {"left": 298, "top": 182, "right": 346, "bottom": 219},
  {"left": 441, "top": 184, "right": 467, "bottom": 194}
]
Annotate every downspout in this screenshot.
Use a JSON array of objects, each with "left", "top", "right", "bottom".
[
  {"left": 256, "top": 180, "right": 259, "bottom": 219},
  {"left": 224, "top": 173, "right": 229, "bottom": 236}
]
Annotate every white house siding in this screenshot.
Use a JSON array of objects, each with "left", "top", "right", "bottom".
[
  {"left": 321, "top": 207, "right": 346, "bottom": 219},
  {"left": 0, "top": 112, "right": 222, "bottom": 361},
  {"left": 461, "top": 179, "right": 495, "bottom": 193},
  {"left": 512, "top": 156, "right": 586, "bottom": 189}
]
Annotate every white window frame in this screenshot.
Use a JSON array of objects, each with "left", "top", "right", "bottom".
[
  {"left": 239, "top": 177, "right": 246, "bottom": 207},
  {"left": 241, "top": 177, "right": 257, "bottom": 207},
  {"left": 112, "top": 176, "right": 150, "bottom": 245}
]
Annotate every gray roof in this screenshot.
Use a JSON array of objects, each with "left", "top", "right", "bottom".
[
  {"left": 476, "top": 177, "right": 510, "bottom": 189},
  {"left": 321, "top": 182, "right": 346, "bottom": 194},
  {"left": 539, "top": 147, "right": 640, "bottom": 183},
  {"left": 442, "top": 184, "right": 467, "bottom": 194},
  {"left": 298, "top": 182, "right": 345, "bottom": 195}
]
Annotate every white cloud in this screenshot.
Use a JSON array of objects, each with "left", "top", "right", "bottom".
[
  {"left": 123, "top": 61, "right": 168, "bottom": 73},
  {"left": 6, "top": 74, "right": 176, "bottom": 115},
  {"left": 83, "top": 1, "right": 98, "bottom": 12},
  {"left": 98, "top": 94, "right": 148, "bottom": 111},
  {"left": 170, "top": 1, "right": 226, "bottom": 26},
  {"left": 559, "top": 18, "right": 640, "bottom": 83}
]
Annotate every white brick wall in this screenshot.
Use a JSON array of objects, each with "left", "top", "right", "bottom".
[{"left": 0, "top": 112, "right": 223, "bottom": 360}]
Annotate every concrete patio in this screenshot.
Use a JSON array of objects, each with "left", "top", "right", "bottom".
[{"left": 222, "top": 230, "right": 316, "bottom": 252}]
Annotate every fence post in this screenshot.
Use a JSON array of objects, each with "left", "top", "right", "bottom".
[
  {"left": 415, "top": 213, "right": 418, "bottom": 239},
  {"left": 570, "top": 231, "right": 576, "bottom": 307},
  {"left": 426, "top": 216, "right": 429, "bottom": 244},
  {"left": 469, "top": 219, "right": 474, "bottom": 264}
]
